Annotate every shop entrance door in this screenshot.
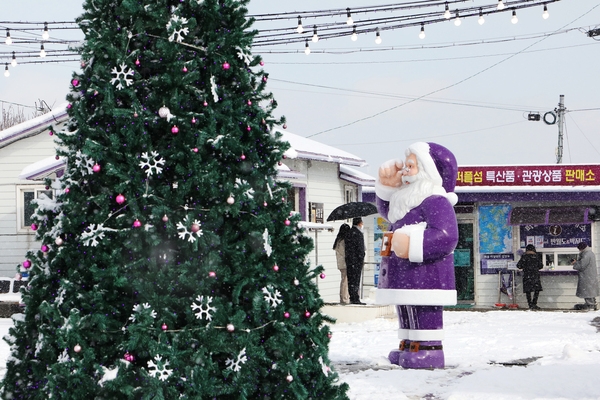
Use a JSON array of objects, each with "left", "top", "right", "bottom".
[{"left": 454, "top": 223, "right": 475, "bottom": 301}]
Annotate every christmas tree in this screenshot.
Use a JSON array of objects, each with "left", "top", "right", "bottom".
[{"left": 1, "top": 1, "right": 349, "bottom": 398}]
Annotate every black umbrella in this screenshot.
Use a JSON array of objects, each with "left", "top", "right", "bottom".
[{"left": 326, "top": 201, "right": 378, "bottom": 222}]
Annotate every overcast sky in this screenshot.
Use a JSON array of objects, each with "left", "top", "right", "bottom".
[{"left": 2, "top": 0, "right": 600, "bottom": 176}]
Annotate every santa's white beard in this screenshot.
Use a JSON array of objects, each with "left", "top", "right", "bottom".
[{"left": 387, "top": 170, "right": 442, "bottom": 223}]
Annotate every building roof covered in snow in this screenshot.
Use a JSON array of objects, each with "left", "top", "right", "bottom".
[{"left": 0, "top": 103, "right": 69, "bottom": 149}]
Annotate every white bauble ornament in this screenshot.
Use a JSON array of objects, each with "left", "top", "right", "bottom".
[
  {"left": 158, "top": 105, "right": 171, "bottom": 118},
  {"left": 55, "top": 237, "right": 64, "bottom": 246},
  {"left": 227, "top": 196, "right": 235, "bottom": 205}
]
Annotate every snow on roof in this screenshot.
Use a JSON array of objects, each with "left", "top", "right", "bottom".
[
  {"left": 275, "top": 128, "right": 367, "bottom": 167},
  {"left": 0, "top": 103, "right": 69, "bottom": 148},
  {"left": 19, "top": 156, "right": 65, "bottom": 181},
  {"left": 340, "top": 165, "right": 375, "bottom": 186},
  {"left": 276, "top": 162, "right": 305, "bottom": 179}
]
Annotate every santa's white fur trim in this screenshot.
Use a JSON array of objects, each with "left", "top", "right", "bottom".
[
  {"left": 394, "top": 222, "right": 426, "bottom": 263},
  {"left": 406, "top": 142, "right": 443, "bottom": 187},
  {"left": 375, "top": 179, "right": 399, "bottom": 202},
  {"left": 408, "top": 329, "right": 445, "bottom": 341},
  {"left": 397, "top": 328, "right": 410, "bottom": 339},
  {"left": 376, "top": 289, "right": 457, "bottom": 306}
]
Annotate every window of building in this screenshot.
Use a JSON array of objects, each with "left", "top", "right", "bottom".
[
  {"left": 17, "top": 186, "right": 53, "bottom": 232},
  {"left": 344, "top": 185, "right": 356, "bottom": 204}
]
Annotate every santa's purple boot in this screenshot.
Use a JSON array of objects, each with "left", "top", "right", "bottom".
[
  {"left": 402, "top": 306, "right": 446, "bottom": 369},
  {"left": 402, "top": 340, "right": 445, "bottom": 369},
  {"left": 388, "top": 339, "right": 410, "bottom": 366},
  {"left": 388, "top": 305, "right": 411, "bottom": 366}
]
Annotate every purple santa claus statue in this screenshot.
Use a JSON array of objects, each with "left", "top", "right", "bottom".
[{"left": 375, "top": 142, "right": 458, "bottom": 369}]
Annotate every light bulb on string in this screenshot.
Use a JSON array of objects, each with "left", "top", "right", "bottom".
[
  {"left": 312, "top": 25, "right": 318, "bottom": 42},
  {"left": 478, "top": 8, "right": 485, "bottom": 25},
  {"left": 40, "top": 44, "right": 46, "bottom": 58},
  {"left": 4, "top": 64, "right": 9, "bottom": 78},
  {"left": 42, "top": 22, "right": 49, "bottom": 40},
  {"left": 419, "top": 23, "right": 425, "bottom": 39},
  {"left": 497, "top": 0, "right": 505, "bottom": 10},
  {"left": 511, "top": 10, "right": 518, "bottom": 24},
  {"left": 444, "top": 2, "right": 451, "bottom": 19},
  {"left": 351, "top": 25, "right": 357, "bottom": 41},
  {"left": 304, "top": 39, "right": 310, "bottom": 55},
  {"left": 346, "top": 8, "right": 353, "bottom": 25},
  {"left": 454, "top": 12, "right": 461, "bottom": 27},
  {"left": 375, "top": 28, "right": 382, "bottom": 44},
  {"left": 296, "top": 16, "right": 303, "bottom": 34},
  {"left": 542, "top": 4, "right": 549, "bottom": 19},
  {"left": 11, "top": 52, "right": 16, "bottom": 67},
  {"left": 5, "top": 29, "right": 12, "bottom": 45}
]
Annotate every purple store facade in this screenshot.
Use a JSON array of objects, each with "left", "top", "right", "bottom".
[{"left": 453, "top": 163, "right": 600, "bottom": 310}]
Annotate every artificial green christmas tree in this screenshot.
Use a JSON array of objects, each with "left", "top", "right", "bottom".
[{"left": 1, "top": 1, "right": 349, "bottom": 398}]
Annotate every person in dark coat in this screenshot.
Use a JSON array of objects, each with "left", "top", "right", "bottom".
[
  {"left": 344, "top": 217, "right": 365, "bottom": 304},
  {"left": 517, "top": 244, "right": 543, "bottom": 310},
  {"left": 572, "top": 242, "right": 599, "bottom": 310}
]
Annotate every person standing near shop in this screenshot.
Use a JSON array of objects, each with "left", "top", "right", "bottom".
[
  {"left": 333, "top": 223, "right": 351, "bottom": 304},
  {"left": 345, "top": 217, "right": 366, "bottom": 305},
  {"left": 572, "top": 242, "right": 599, "bottom": 310},
  {"left": 517, "top": 244, "right": 543, "bottom": 310}
]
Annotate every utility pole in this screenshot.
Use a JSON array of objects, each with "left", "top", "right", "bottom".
[{"left": 556, "top": 94, "right": 565, "bottom": 164}]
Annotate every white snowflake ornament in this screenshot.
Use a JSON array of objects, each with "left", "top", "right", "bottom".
[
  {"left": 110, "top": 63, "right": 134, "bottom": 89},
  {"left": 166, "top": 15, "right": 189, "bottom": 43},
  {"left": 129, "top": 303, "right": 157, "bottom": 322},
  {"left": 81, "top": 223, "right": 118, "bottom": 247},
  {"left": 176, "top": 217, "right": 203, "bottom": 242},
  {"left": 262, "top": 286, "right": 282, "bottom": 308},
  {"left": 139, "top": 151, "right": 166, "bottom": 177},
  {"left": 191, "top": 295, "right": 216, "bottom": 322},
  {"left": 74, "top": 150, "right": 96, "bottom": 176},
  {"left": 147, "top": 355, "right": 173, "bottom": 381},
  {"left": 225, "top": 348, "right": 247, "bottom": 372}
]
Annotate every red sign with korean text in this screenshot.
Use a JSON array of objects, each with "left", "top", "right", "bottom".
[{"left": 456, "top": 165, "right": 600, "bottom": 187}]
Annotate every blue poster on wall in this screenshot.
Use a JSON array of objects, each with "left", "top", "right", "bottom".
[{"left": 479, "top": 205, "right": 512, "bottom": 254}]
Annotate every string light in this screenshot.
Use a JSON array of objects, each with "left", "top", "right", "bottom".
[
  {"left": 419, "top": 23, "right": 425, "bottom": 39},
  {"left": 478, "top": 8, "right": 485, "bottom": 25},
  {"left": 454, "top": 11, "right": 461, "bottom": 27},
  {"left": 312, "top": 25, "right": 318, "bottom": 42},
  {"left": 444, "top": 2, "right": 451, "bottom": 19},
  {"left": 296, "top": 16, "right": 303, "bottom": 34},
  {"left": 39, "top": 44, "right": 46, "bottom": 58},
  {"left": 4, "top": 64, "right": 9, "bottom": 78},
  {"left": 5, "top": 29, "right": 12, "bottom": 45},
  {"left": 375, "top": 27, "right": 382, "bottom": 44},
  {"left": 346, "top": 8, "right": 353, "bottom": 25},
  {"left": 498, "top": 0, "right": 506, "bottom": 10},
  {"left": 543, "top": 4, "right": 550, "bottom": 19},
  {"left": 304, "top": 39, "right": 310, "bottom": 55},
  {"left": 351, "top": 25, "right": 357, "bottom": 41},
  {"left": 42, "top": 22, "right": 50, "bottom": 40},
  {"left": 511, "top": 9, "right": 519, "bottom": 24},
  {"left": 11, "top": 52, "right": 17, "bottom": 67}
]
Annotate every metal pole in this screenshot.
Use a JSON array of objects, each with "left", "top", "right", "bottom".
[{"left": 556, "top": 94, "right": 565, "bottom": 164}]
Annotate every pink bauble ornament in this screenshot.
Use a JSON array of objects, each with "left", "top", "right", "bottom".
[
  {"left": 133, "top": 219, "right": 142, "bottom": 228},
  {"left": 72, "top": 79, "right": 79, "bottom": 86},
  {"left": 260, "top": 61, "right": 264, "bottom": 66},
  {"left": 133, "top": 112, "right": 138, "bottom": 118},
  {"left": 64, "top": 188, "right": 70, "bottom": 193},
  {"left": 55, "top": 155, "right": 60, "bottom": 160},
  {"left": 273, "top": 265, "right": 279, "bottom": 272},
  {"left": 286, "top": 375, "right": 293, "bottom": 383},
  {"left": 227, "top": 196, "right": 235, "bottom": 205},
  {"left": 192, "top": 147, "right": 198, "bottom": 153},
  {"left": 222, "top": 62, "right": 230, "bottom": 70},
  {"left": 22, "top": 260, "right": 31, "bottom": 269},
  {"left": 191, "top": 223, "right": 200, "bottom": 233},
  {"left": 283, "top": 124, "right": 287, "bottom": 130},
  {"left": 94, "top": 90, "right": 98, "bottom": 96},
  {"left": 41, "top": 244, "right": 49, "bottom": 253},
  {"left": 92, "top": 164, "right": 101, "bottom": 173},
  {"left": 263, "top": 202, "right": 267, "bottom": 207},
  {"left": 246, "top": 126, "right": 251, "bottom": 131},
  {"left": 226, "top": 324, "right": 235, "bottom": 332},
  {"left": 320, "top": 273, "right": 326, "bottom": 279},
  {"left": 31, "top": 223, "right": 38, "bottom": 231},
  {"left": 203, "top": 101, "right": 208, "bottom": 107},
  {"left": 67, "top": 103, "right": 72, "bottom": 109},
  {"left": 241, "top": 154, "right": 246, "bottom": 160},
  {"left": 247, "top": 100, "right": 252, "bottom": 106},
  {"left": 191, "top": 117, "right": 197, "bottom": 124},
  {"left": 161, "top": 323, "right": 167, "bottom": 331},
  {"left": 162, "top": 214, "right": 169, "bottom": 222},
  {"left": 116, "top": 194, "right": 126, "bottom": 204},
  {"left": 182, "top": 66, "right": 188, "bottom": 72},
  {"left": 135, "top": 58, "right": 140, "bottom": 66},
  {"left": 55, "top": 237, "right": 64, "bottom": 246},
  {"left": 284, "top": 219, "right": 291, "bottom": 226},
  {"left": 284, "top": 312, "right": 290, "bottom": 318},
  {"left": 304, "top": 311, "right": 311, "bottom": 318},
  {"left": 299, "top": 354, "right": 303, "bottom": 359},
  {"left": 327, "top": 333, "right": 332, "bottom": 339},
  {"left": 48, "top": 131, "right": 53, "bottom": 136},
  {"left": 262, "top": 76, "right": 267, "bottom": 82},
  {"left": 74, "top": 344, "right": 82, "bottom": 353},
  {"left": 124, "top": 352, "right": 134, "bottom": 362},
  {"left": 171, "top": 125, "right": 179, "bottom": 134},
  {"left": 208, "top": 271, "right": 216, "bottom": 278}
]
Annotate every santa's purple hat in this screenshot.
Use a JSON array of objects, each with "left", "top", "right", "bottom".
[{"left": 406, "top": 142, "right": 458, "bottom": 205}]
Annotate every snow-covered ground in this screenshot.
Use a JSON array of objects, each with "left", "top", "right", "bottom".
[{"left": 0, "top": 310, "right": 598, "bottom": 399}]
